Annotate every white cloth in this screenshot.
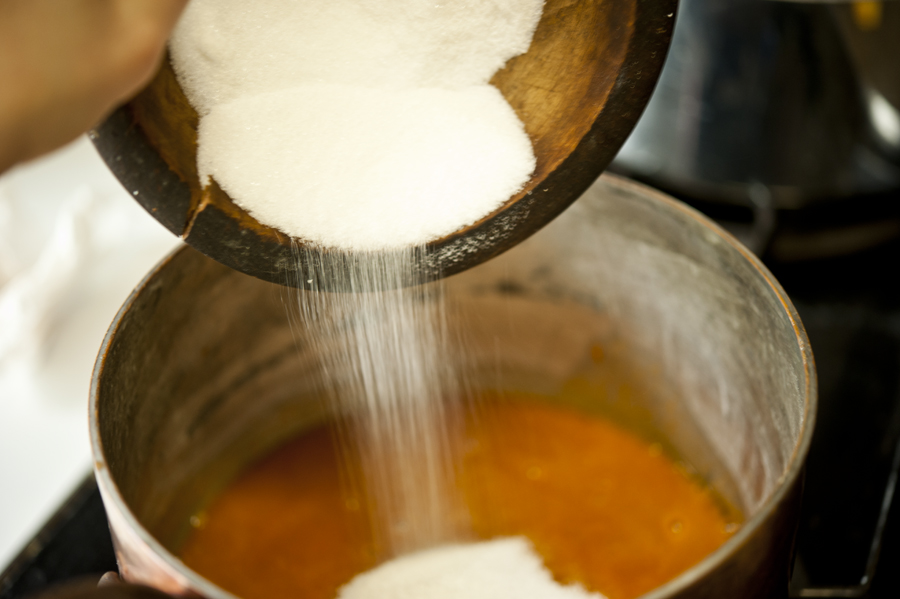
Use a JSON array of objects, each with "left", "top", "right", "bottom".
[{"left": 0, "top": 136, "right": 180, "bottom": 568}]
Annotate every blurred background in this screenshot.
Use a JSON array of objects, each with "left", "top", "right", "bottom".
[{"left": 0, "top": 137, "right": 178, "bottom": 568}]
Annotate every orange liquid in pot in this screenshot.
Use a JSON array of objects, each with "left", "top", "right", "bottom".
[{"left": 180, "top": 399, "right": 740, "bottom": 599}]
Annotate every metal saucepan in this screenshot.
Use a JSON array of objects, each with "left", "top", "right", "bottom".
[{"left": 90, "top": 174, "right": 816, "bottom": 598}]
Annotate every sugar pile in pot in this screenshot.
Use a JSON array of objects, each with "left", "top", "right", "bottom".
[
  {"left": 338, "top": 538, "right": 607, "bottom": 599},
  {"left": 170, "top": 0, "right": 543, "bottom": 251}
]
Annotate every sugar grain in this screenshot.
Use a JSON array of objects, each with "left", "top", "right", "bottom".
[{"left": 288, "top": 245, "right": 468, "bottom": 555}]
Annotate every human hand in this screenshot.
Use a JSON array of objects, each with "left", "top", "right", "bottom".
[{"left": 0, "top": 0, "right": 189, "bottom": 174}]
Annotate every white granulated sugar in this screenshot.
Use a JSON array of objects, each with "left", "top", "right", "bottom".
[
  {"left": 197, "top": 84, "right": 535, "bottom": 250},
  {"left": 170, "top": 0, "right": 543, "bottom": 250},
  {"left": 338, "top": 537, "right": 607, "bottom": 599},
  {"left": 170, "top": 0, "right": 544, "bottom": 112}
]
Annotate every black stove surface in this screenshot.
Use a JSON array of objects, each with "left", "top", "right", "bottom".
[
  {"left": 3, "top": 230, "right": 900, "bottom": 599},
  {"left": 771, "top": 239, "right": 900, "bottom": 597},
  {"left": 0, "top": 477, "right": 116, "bottom": 599}
]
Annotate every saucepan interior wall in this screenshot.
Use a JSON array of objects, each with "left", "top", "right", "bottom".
[
  {"left": 96, "top": 250, "right": 334, "bottom": 549},
  {"left": 448, "top": 177, "right": 808, "bottom": 514}
]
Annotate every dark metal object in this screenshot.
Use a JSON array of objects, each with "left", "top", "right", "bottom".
[
  {"left": 89, "top": 174, "right": 814, "bottom": 598},
  {"left": 612, "top": 0, "right": 900, "bottom": 210},
  {"left": 91, "top": 0, "right": 676, "bottom": 288},
  {"left": 642, "top": 179, "right": 900, "bottom": 262},
  {"left": 0, "top": 477, "right": 117, "bottom": 599},
  {"left": 770, "top": 237, "right": 900, "bottom": 598},
  {"left": 793, "top": 435, "right": 900, "bottom": 597}
]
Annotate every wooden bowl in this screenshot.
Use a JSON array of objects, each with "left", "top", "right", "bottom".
[{"left": 92, "top": 0, "right": 676, "bottom": 287}]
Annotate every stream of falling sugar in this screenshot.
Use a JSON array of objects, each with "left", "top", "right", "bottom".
[{"left": 286, "top": 244, "right": 468, "bottom": 556}]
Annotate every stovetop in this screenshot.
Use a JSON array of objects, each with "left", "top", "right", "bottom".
[
  {"left": 3, "top": 213, "right": 900, "bottom": 599},
  {"left": 772, "top": 239, "right": 900, "bottom": 597}
]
